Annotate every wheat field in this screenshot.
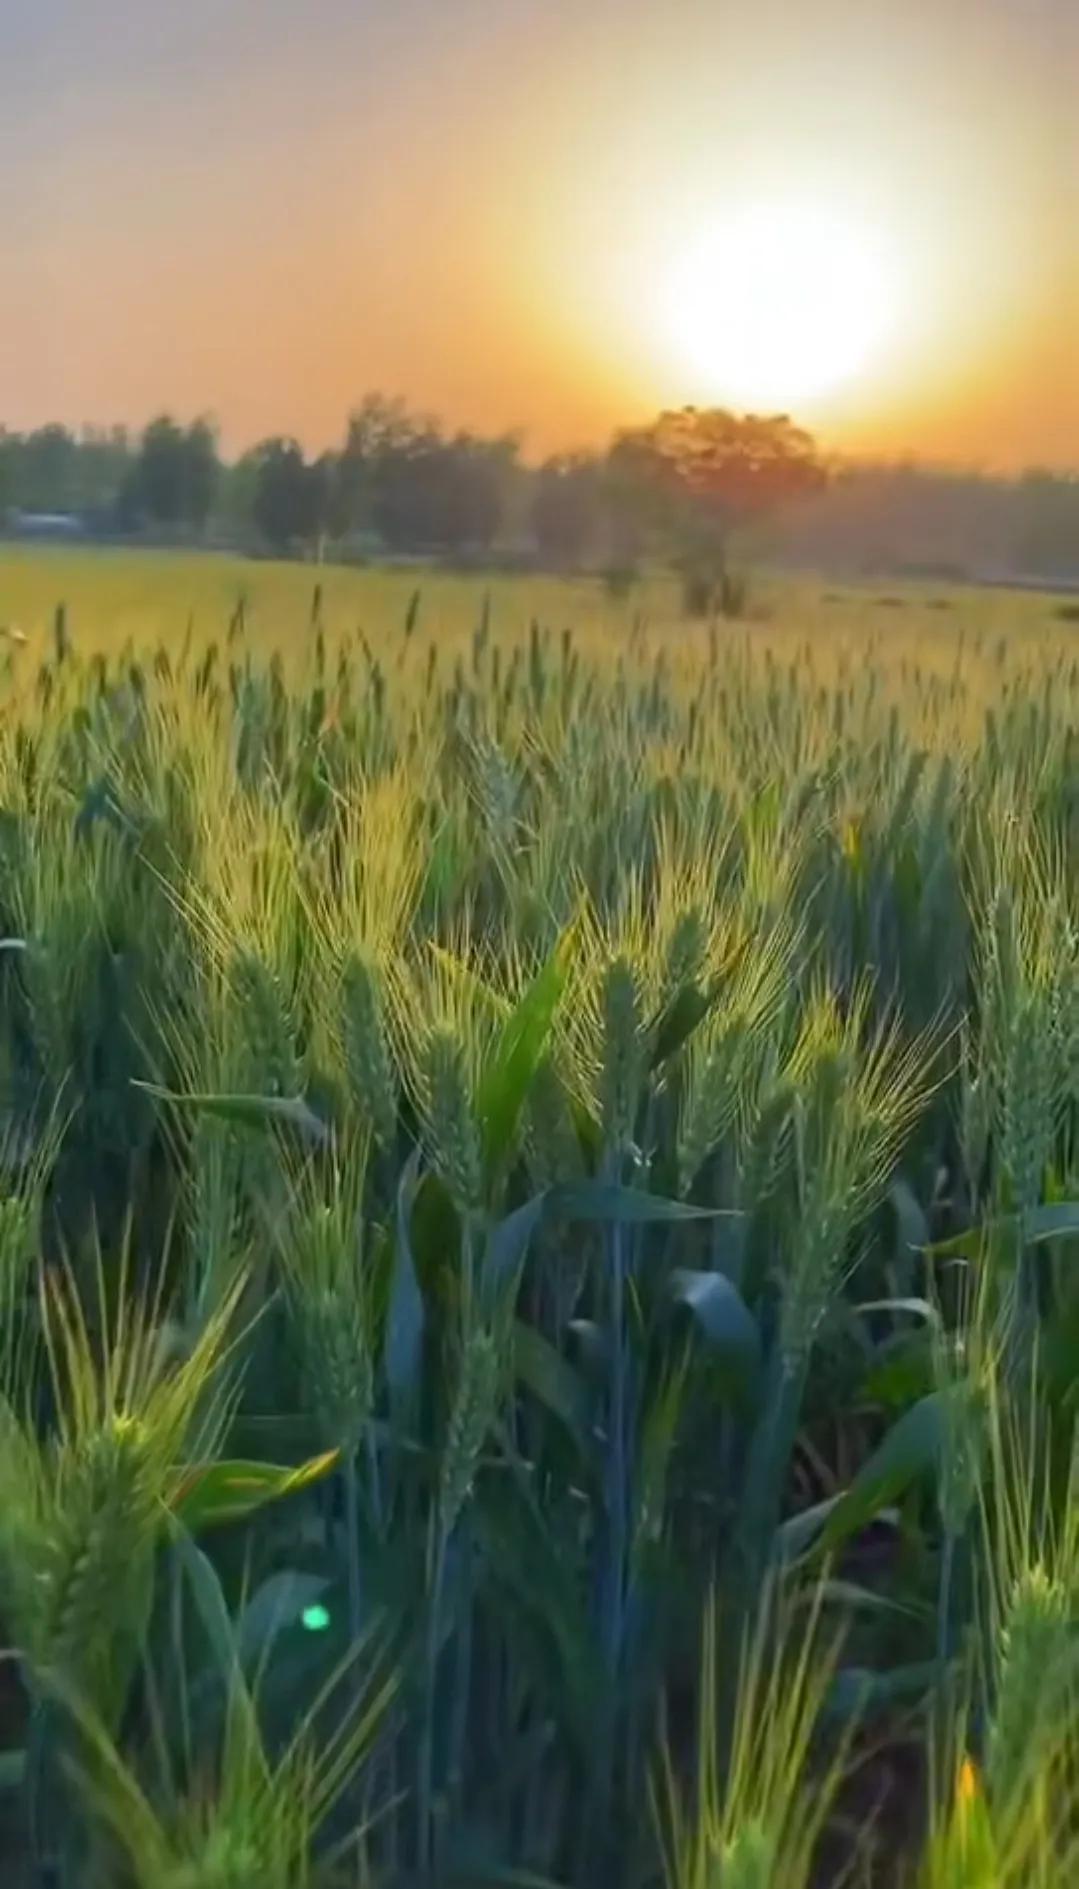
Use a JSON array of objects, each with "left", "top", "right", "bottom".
[{"left": 0, "top": 544, "right": 1077, "bottom": 1887}]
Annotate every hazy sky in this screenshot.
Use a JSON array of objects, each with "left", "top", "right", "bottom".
[{"left": 1, "top": 0, "right": 1076, "bottom": 466}]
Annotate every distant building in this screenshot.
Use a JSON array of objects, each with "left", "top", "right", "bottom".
[{"left": 6, "top": 510, "right": 86, "bottom": 539}]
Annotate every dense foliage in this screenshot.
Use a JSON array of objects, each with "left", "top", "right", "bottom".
[
  {"left": 4, "top": 403, "right": 1078, "bottom": 582},
  {"left": 0, "top": 583, "right": 1077, "bottom": 1887}
]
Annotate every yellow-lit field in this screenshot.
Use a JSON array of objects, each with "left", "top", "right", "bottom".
[
  {"left": 0, "top": 543, "right": 1071, "bottom": 652},
  {"left": 0, "top": 538, "right": 1078, "bottom": 1888},
  {"left": 1, "top": 543, "right": 1075, "bottom": 737}
]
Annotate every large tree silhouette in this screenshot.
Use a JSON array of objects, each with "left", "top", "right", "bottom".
[{"left": 610, "top": 407, "right": 827, "bottom": 614}]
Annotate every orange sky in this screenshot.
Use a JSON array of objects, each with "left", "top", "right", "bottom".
[{"left": 1, "top": 0, "right": 1076, "bottom": 468}]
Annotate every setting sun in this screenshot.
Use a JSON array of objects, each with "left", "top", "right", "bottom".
[{"left": 664, "top": 202, "right": 899, "bottom": 410}]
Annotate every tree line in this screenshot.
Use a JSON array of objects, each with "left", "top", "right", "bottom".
[
  {"left": 0, "top": 402, "right": 550, "bottom": 557},
  {"left": 2, "top": 398, "right": 1077, "bottom": 586},
  {"left": 0, "top": 401, "right": 830, "bottom": 609}
]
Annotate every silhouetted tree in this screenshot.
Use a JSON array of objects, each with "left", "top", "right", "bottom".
[
  {"left": 436, "top": 434, "right": 517, "bottom": 553},
  {"left": 610, "top": 407, "right": 827, "bottom": 614},
  {"left": 532, "top": 453, "right": 604, "bottom": 568},
  {"left": 248, "top": 438, "right": 327, "bottom": 553},
  {"left": 8, "top": 394, "right": 1074, "bottom": 585},
  {"left": 127, "top": 416, "right": 220, "bottom": 529},
  {"left": 309, "top": 452, "right": 350, "bottom": 542},
  {"left": 13, "top": 425, "right": 79, "bottom": 513},
  {"left": 1013, "top": 471, "right": 1079, "bottom": 577},
  {"left": 0, "top": 425, "right": 134, "bottom": 524},
  {"left": 335, "top": 395, "right": 416, "bottom": 537},
  {"left": 180, "top": 419, "right": 220, "bottom": 528},
  {"left": 334, "top": 397, "right": 517, "bottom": 554}
]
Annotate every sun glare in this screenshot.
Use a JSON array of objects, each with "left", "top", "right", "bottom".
[{"left": 665, "top": 202, "right": 897, "bottom": 409}]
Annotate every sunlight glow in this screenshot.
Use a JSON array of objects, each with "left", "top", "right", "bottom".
[{"left": 665, "top": 202, "right": 899, "bottom": 409}]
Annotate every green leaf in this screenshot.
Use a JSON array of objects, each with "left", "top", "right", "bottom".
[
  {"left": 634, "top": 1362, "right": 687, "bottom": 1561},
  {"left": 476, "top": 1473, "right": 603, "bottom": 1751},
  {"left": 546, "top": 1182, "right": 721, "bottom": 1225},
  {"left": 824, "top": 1661, "right": 939, "bottom": 1722},
  {"left": 813, "top": 1578, "right": 931, "bottom": 1621},
  {"left": 513, "top": 1322, "right": 592, "bottom": 1456},
  {"left": 819, "top": 1391, "right": 950, "bottom": 1554},
  {"left": 482, "top": 1191, "right": 548, "bottom": 1303},
  {"left": 133, "top": 1082, "right": 330, "bottom": 1145},
  {"left": 170, "top": 1452, "right": 339, "bottom": 1532},
  {"left": 169, "top": 1525, "right": 237, "bottom": 1679},
  {"left": 477, "top": 932, "right": 572, "bottom": 1173},
  {"left": 773, "top": 1494, "right": 847, "bottom": 1565},
  {"left": 387, "top": 1147, "right": 425, "bottom": 1404},
  {"left": 857, "top": 1297, "right": 942, "bottom": 1331},
  {"left": 862, "top": 1331, "right": 934, "bottom": 1409},
  {"left": 889, "top": 1178, "right": 930, "bottom": 1256},
  {"left": 922, "top": 1222, "right": 986, "bottom": 1260},
  {"left": 669, "top": 1268, "right": 760, "bottom": 1372},
  {"left": 923, "top": 1203, "right": 1079, "bottom": 1261},
  {"left": 1026, "top": 1202, "right": 1079, "bottom": 1246}
]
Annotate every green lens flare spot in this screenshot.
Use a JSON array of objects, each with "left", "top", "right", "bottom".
[{"left": 301, "top": 1603, "right": 332, "bottom": 1633}]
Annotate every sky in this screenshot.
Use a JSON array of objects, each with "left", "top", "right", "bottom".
[{"left": 0, "top": 0, "right": 1076, "bottom": 468}]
